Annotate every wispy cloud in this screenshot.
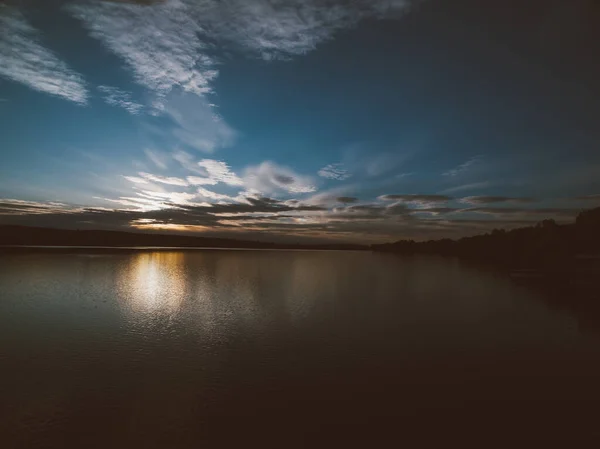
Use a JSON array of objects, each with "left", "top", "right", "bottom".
[
  {"left": 0, "top": 6, "right": 88, "bottom": 104},
  {"left": 123, "top": 175, "right": 148, "bottom": 184},
  {"left": 97, "top": 85, "right": 143, "bottom": 114},
  {"left": 459, "top": 196, "right": 537, "bottom": 205},
  {"left": 68, "top": 0, "right": 415, "bottom": 153},
  {"left": 70, "top": 0, "right": 413, "bottom": 74},
  {"left": 202, "top": 0, "right": 412, "bottom": 60},
  {"left": 197, "top": 159, "right": 244, "bottom": 186},
  {"left": 0, "top": 198, "right": 75, "bottom": 215},
  {"left": 378, "top": 194, "right": 452, "bottom": 209},
  {"left": 143, "top": 149, "right": 168, "bottom": 170},
  {"left": 124, "top": 157, "right": 251, "bottom": 204},
  {"left": 318, "top": 163, "right": 351, "bottom": 180},
  {"left": 163, "top": 93, "right": 236, "bottom": 152},
  {"left": 195, "top": 186, "right": 239, "bottom": 202},
  {"left": 67, "top": 0, "right": 415, "bottom": 92},
  {"left": 68, "top": 0, "right": 217, "bottom": 97},
  {"left": 137, "top": 172, "right": 188, "bottom": 186},
  {"left": 379, "top": 194, "right": 452, "bottom": 203},
  {"left": 465, "top": 207, "right": 579, "bottom": 219},
  {"left": 443, "top": 155, "right": 483, "bottom": 177},
  {"left": 441, "top": 182, "right": 492, "bottom": 194}
]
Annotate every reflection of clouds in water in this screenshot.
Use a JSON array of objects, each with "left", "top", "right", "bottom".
[{"left": 118, "top": 252, "right": 187, "bottom": 315}]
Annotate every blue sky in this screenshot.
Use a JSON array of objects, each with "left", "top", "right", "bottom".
[{"left": 1, "top": 0, "right": 599, "bottom": 243}]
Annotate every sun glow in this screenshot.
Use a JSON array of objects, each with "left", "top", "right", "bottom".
[
  {"left": 130, "top": 220, "right": 211, "bottom": 233},
  {"left": 117, "top": 252, "right": 187, "bottom": 314}
]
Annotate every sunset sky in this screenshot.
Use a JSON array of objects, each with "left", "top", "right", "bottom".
[{"left": 1, "top": 0, "right": 599, "bottom": 243}]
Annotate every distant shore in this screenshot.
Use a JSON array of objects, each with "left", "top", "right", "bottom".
[
  {"left": 0, "top": 225, "right": 367, "bottom": 252},
  {"left": 372, "top": 207, "right": 600, "bottom": 272},
  {"left": 0, "top": 244, "right": 366, "bottom": 253}
]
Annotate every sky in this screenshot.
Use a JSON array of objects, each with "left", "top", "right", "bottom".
[{"left": 1, "top": 0, "right": 599, "bottom": 243}]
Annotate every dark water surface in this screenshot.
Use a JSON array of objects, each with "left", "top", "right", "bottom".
[{"left": 1, "top": 250, "right": 600, "bottom": 448}]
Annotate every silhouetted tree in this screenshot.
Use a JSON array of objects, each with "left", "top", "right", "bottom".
[{"left": 373, "top": 207, "right": 600, "bottom": 269}]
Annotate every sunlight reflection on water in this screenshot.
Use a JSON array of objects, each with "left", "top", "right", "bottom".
[{"left": 118, "top": 252, "right": 187, "bottom": 315}]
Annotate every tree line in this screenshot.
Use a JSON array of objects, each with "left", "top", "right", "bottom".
[{"left": 372, "top": 207, "right": 600, "bottom": 269}]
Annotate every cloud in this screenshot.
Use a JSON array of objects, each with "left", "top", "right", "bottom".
[
  {"left": 1, "top": 195, "right": 327, "bottom": 228},
  {"left": 143, "top": 148, "right": 168, "bottom": 170},
  {"left": 318, "top": 163, "right": 351, "bottom": 180},
  {"left": 126, "top": 157, "right": 315, "bottom": 209},
  {"left": 0, "top": 194, "right": 584, "bottom": 244},
  {"left": 69, "top": 0, "right": 414, "bottom": 94},
  {"left": 411, "top": 207, "right": 457, "bottom": 216},
  {"left": 465, "top": 207, "right": 579, "bottom": 218},
  {"left": 197, "top": 159, "right": 243, "bottom": 186},
  {"left": 301, "top": 186, "right": 356, "bottom": 207},
  {"left": 68, "top": 0, "right": 415, "bottom": 155},
  {"left": 161, "top": 93, "right": 236, "bottom": 152},
  {"left": 123, "top": 175, "right": 148, "bottom": 184},
  {"left": 244, "top": 161, "right": 316, "bottom": 194},
  {"left": 441, "top": 182, "right": 492, "bottom": 194},
  {"left": 195, "top": 186, "right": 243, "bottom": 203},
  {"left": 186, "top": 176, "right": 218, "bottom": 186},
  {"left": 138, "top": 172, "right": 188, "bottom": 186},
  {"left": 167, "top": 155, "right": 243, "bottom": 186},
  {"left": 68, "top": 0, "right": 217, "bottom": 97},
  {"left": 364, "top": 152, "right": 407, "bottom": 177},
  {"left": 379, "top": 194, "right": 452, "bottom": 203},
  {"left": 378, "top": 194, "right": 452, "bottom": 208},
  {"left": 0, "top": 6, "right": 88, "bottom": 104},
  {"left": 0, "top": 199, "right": 76, "bottom": 215},
  {"left": 459, "top": 196, "right": 537, "bottom": 205},
  {"left": 97, "top": 85, "right": 143, "bottom": 114},
  {"left": 336, "top": 196, "right": 357, "bottom": 204},
  {"left": 443, "top": 156, "right": 483, "bottom": 177},
  {"left": 104, "top": 1, "right": 166, "bottom": 5},
  {"left": 185, "top": 0, "right": 414, "bottom": 61},
  {"left": 573, "top": 194, "right": 600, "bottom": 201},
  {"left": 172, "top": 150, "right": 198, "bottom": 171}
]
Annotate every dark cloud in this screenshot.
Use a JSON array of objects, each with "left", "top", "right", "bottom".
[
  {"left": 384, "top": 202, "right": 411, "bottom": 215},
  {"left": 273, "top": 175, "right": 294, "bottom": 185},
  {"left": 0, "top": 197, "right": 325, "bottom": 230},
  {"left": 103, "top": 0, "right": 166, "bottom": 4},
  {"left": 460, "top": 196, "right": 537, "bottom": 205},
  {"left": 465, "top": 207, "right": 579, "bottom": 217},
  {"left": 0, "top": 200, "right": 72, "bottom": 214},
  {"left": 346, "top": 204, "right": 381, "bottom": 213},
  {"left": 573, "top": 194, "right": 600, "bottom": 201},
  {"left": 336, "top": 196, "right": 358, "bottom": 203},
  {"left": 0, "top": 197, "right": 585, "bottom": 244}
]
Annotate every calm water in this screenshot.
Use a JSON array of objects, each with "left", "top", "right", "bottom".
[{"left": 1, "top": 250, "right": 600, "bottom": 448}]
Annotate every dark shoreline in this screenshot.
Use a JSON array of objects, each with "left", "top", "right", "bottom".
[
  {"left": 371, "top": 207, "right": 600, "bottom": 272},
  {"left": 0, "top": 225, "right": 367, "bottom": 252},
  {"left": 0, "top": 245, "right": 367, "bottom": 254}
]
